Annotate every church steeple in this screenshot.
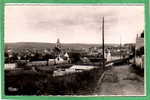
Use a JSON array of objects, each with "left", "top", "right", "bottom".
[
  {"left": 56, "top": 38, "right": 61, "bottom": 49},
  {"left": 57, "top": 38, "right": 60, "bottom": 44}
]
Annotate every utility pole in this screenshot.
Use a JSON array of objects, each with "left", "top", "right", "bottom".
[
  {"left": 102, "top": 17, "right": 105, "bottom": 70},
  {"left": 120, "top": 36, "right": 122, "bottom": 59}
]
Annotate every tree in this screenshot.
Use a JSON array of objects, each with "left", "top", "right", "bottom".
[
  {"left": 141, "top": 31, "right": 144, "bottom": 38},
  {"left": 53, "top": 47, "right": 61, "bottom": 57},
  {"left": 69, "top": 52, "right": 81, "bottom": 64}
]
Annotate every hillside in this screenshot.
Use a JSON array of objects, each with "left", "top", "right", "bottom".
[
  {"left": 5, "top": 42, "right": 120, "bottom": 51},
  {"left": 5, "top": 42, "right": 100, "bottom": 50}
]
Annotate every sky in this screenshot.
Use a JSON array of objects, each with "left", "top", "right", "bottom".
[{"left": 5, "top": 4, "right": 144, "bottom": 44}]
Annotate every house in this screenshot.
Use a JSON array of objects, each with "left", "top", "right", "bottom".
[
  {"left": 5, "top": 63, "right": 16, "bottom": 70},
  {"left": 55, "top": 55, "right": 65, "bottom": 64}
]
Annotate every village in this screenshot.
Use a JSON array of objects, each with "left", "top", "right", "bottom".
[{"left": 4, "top": 31, "right": 144, "bottom": 95}]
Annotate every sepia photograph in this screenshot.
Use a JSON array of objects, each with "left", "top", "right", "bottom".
[{"left": 4, "top": 4, "right": 145, "bottom": 96}]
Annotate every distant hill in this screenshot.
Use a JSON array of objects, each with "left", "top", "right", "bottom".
[
  {"left": 5, "top": 42, "right": 55, "bottom": 50},
  {"left": 5, "top": 42, "right": 99, "bottom": 50},
  {"left": 5, "top": 42, "right": 120, "bottom": 50}
]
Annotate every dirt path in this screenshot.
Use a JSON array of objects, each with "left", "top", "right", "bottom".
[{"left": 94, "top": 65, "right": 145, "bottom": 96}]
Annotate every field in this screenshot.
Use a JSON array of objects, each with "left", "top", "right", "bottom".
[{"left": 5, "top": 65, "right": 103, "bottom": 95}]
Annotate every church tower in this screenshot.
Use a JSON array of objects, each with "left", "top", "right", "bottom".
[
  {"left": 56, "top": 38, "right": 61, "bottom": 49},
  {"left": 53, "top": 38, "right": 62, "bottom": 58}
]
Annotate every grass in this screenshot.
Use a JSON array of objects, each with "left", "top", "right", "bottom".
[{"left": 5, "top": 66, "right": 104, "bottom": 95}]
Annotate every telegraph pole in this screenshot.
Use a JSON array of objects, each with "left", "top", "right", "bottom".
[
  {"left": 120, "top": 36, "right": 122, "bottom": 59},
  {"left": 102, "top": 17, "right": 105, "bottom": 70}
]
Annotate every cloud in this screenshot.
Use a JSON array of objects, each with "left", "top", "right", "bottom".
[{"left": 5, "top": 5, "right": 144, "bottom": 44}]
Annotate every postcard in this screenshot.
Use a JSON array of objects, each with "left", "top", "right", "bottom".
[{"left": 0, "top": 0, "right": 149, "bottom": 100}]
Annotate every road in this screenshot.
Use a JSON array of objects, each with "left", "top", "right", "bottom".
[{"left": 94, "top": 64, "right": 145, "bottom": 96}]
